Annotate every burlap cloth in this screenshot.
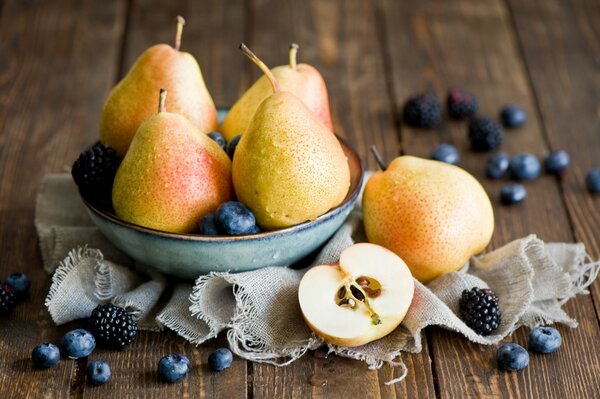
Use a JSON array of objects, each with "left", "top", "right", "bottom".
[{"left": 36, "top": 174, "right": 599, "bottom": 383}]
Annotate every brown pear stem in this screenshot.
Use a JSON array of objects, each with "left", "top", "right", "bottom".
[
  {"left": 289, "top": 43, "right": 299, "bottom": 69},
  {"left": 371, "top": 145, "right": 388, "bottom": 171},
  {"left": 158, "top": 88, "right": 167, "bottom": 113},
  {"left": 239, "top": 43, "right": 281, "bottom": 93},
  {"left": 175, "top": 16, "right": 185, "bottom": 51}
]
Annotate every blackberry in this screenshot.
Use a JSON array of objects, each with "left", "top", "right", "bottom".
[
  {"left": 468, "top": 117, "right": 504, "bottom": 151},
  {"left": 459, "top": 287, "right": 501, "bottom": 336},
  {"left": 0, "top": 284, "right": 17, "bottom": 314},
  {"left": 87, "top": 303, "right": 137, "bottom": 350},
  {"left": 447, "top": 88, "right": 478, "bottom": 119},
  {"left": 403, "top": 93, "right": 442, "bottom": 128},
  {"left": 72, "top": 142, "right": 122, "bottom": 209}
]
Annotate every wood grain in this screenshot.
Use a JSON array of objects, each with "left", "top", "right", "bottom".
[
  {"left": 506, "top": 0, "right": 600, "bottom": 321},
  {"left": 0, "top": 0, "right": 126, "bottom": 397},
  {"left": 376, "top": 0, "right": 600, "bottom": 397}
]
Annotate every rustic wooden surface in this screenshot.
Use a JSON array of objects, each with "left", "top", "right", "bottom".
[{"left": 0, "top": 0, "right": 598, "bottom": 397}]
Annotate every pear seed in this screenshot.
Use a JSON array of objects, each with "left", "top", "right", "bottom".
[
  {"left": 337, "top": 286, "right": 346, "bottom": 299},
  {"left": 356, "top": 277, "right": 370, "bottom": 287},
  {"left": 350, "top": 285, "right": 365, "bottom": 302},
  {"left": 364, "top": 287, "right": 381, "bottom": 298}
]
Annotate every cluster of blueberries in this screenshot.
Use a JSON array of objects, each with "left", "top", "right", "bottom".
[
  {"left": 31, "top": 328, "right": 234, "bottom": 385},
  {"left": 402, "top": 89, "right": 600, "bottom": 205},
  {"left": 497, "top": 326, "right": 562, "bottom": 371}
]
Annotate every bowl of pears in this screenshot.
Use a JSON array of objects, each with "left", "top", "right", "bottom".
[{"left": 72, "top": 17, "right": 363, "bottom": 279}]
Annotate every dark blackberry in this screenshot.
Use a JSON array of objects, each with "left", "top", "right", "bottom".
[
  {"left": 72, "top": 142, "right": 122, "bottom": 209},
  {"left": 403, "top": 93, "right": 442, "bottom": 128},
  {"left": 87, "top": 303, "right": 137, "bottom": 350},
  {"left": 447, "top": 88, "right": 478, "bottom": 119},
  {"left": 0, "top": 284, "right": 17, "bottom": 314},
  {"left": 459, "top": 287, "right": 501, "bottom": 336},
  {"left": 468, "top": 117, "right": 504, "bottom": 151}
]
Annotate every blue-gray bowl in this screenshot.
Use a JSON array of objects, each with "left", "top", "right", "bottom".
[{"left": 83, "top": 137, "right": 363, "bottom": 279}]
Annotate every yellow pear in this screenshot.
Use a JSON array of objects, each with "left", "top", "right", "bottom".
[
  {"left": 100, "top": 16, "right": 218, "bottom": 156},
  {"left": 362, "top": 151, "right": 494, "bottom": 283},
  {"left": 232, "top": 44, "right": 350, "bottom": 230},
  {"left": 112, "top": 89, "right": 233, "bottom": 233},
  {"left": 221, "top": 43, "right": 333, "bottom": 141}
]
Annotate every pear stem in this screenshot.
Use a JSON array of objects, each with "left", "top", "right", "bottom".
[
  {"left": 239, "top": 43, "right": 281, "bottom": 93},
  {"left": 175, "top": 16, "right": 185, "bottom": 51},
  {"left": 371, "top": 145, "right": 388, "bottom": 171},
  {"left": 158, "top": 88, "right": 167, "bottom": 113},
  {"left": 289, "top": 43, "right": 299, "bottom": 69}
]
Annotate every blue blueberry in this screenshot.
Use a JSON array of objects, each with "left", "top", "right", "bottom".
[
  {"left": 486, "top": 152, "right": 510, "bottom": 179},
  {"left": 5, "top": 272, "right": 30, "bottom": 299},
  {"left": 586, "top": 168, "right": 600, "bottom": 194},
  {"left": 510, "top": 153, "right": 541, "bottom": 180},
  {"left": 215, "top": 202, "right": 260, "bottom": 235},
  {"left": 500, "top": 105, "right": 527, "bottom": 128},
  {"left": 208, "top": 348, "right": 233, "bottom": 372},
  {"left": 544, "top": 150, "right": 570, "bottom": 174},
  {"left": 430, "top": 144, "right": 459, "bottom": 165},
  {"left": 500, "top": 183, "right": 527, "bottom": 205},
  {"left": 87, "top": 360, "right": 111, "bottom": 386},
  {"left": 227, "top": 135, "right": 242, "bottom": 159},
  {"left": 529, "top": 326, "right": 562, "bottom": 354},
  {"left": 61, "top": 329, "right": 96, "bottom": 359},
  {"left": 158, "top": 353, "right": 191, "bottom": 383},
  {"left": 31, "top": 343, "right": 60, "bottom": 369},
  {"left": 208, "top": 131, "right": 227, "bottom": 151},
  {"left": 199, "top": 213, "right": 220, "bottom": 235},
  {"left": 497, "top": 343, "right": 529, "bottom": 371}
]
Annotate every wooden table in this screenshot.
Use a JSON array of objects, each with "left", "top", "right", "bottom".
[{"left": 1, "top": 0, "right": 599, "bottom": 397}]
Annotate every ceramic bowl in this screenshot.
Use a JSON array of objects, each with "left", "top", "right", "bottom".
[{"left": 83, "top": 137, "right": 363, "bottom": 279}]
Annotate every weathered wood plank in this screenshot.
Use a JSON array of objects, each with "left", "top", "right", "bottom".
[
  {"left": 248, "top": 0, "right": 435, "bottom": 398},
  {"left": 80, "top": 0, "right": 248, "bottom": 397},
  {"left": 0, "top": 0, "right": 126, "bottom": 397},
  {"left": 376, "top": 0, "right": 600, "bottom": 397},
  {"left": 506, "top": 0, "right": 600, "bottom": 321}
]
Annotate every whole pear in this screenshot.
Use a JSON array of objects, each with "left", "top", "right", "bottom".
[
  {"left": 363, "top": 152, "right": 494, "bottom": 283},
  {"left": 232, "top": 44, "right": 350, "bottom": 230},
  {"left": 100, "top": 16, "right": 218, "bottom": 156},
  {"left": 221, "top": 43, "right": 333, "bottom": 141},
  {"left": 112, "top": 89, "right": 233, "bottom": 234}
]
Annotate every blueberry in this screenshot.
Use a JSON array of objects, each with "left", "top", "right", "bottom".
[
  {"left": 227, "top": 135, "right": 242, "bottom": 159},
  {"left": 430, "top": 144, "right": 459, "bottom": 165},
  {"left": 586, "top": 168, "right": 600, "bottom": 194},
  {"left": 208, "top": 131, "right": 227, "bottom": 151},
  {"left": 529, "top": 326, "right": 562, "bottom": 353},
  {"left": 158, "top": 353, "right": 191, "bottom": 383},
  {"left": 497, "top": 343, "right": 529, "bottom": 371},
  {"left": 500, "top": 183, "right": 527, "bottom": 205},
  {"left": 5, "top": 272, "right": 30, "bottom": 299},
  {"left": 215, "top": 202, "right": 260, "bottom": 235},
  {"left": 87, "top": 360, "right": 111, "bottom": 386},
  {"left": 500, "top": 105, "right": 527, "bottom": 128},
  {"left": 510, "top": 153, "right": 541, "bottom": 180},
  {"left": 199, "top": 213, "right": 220, "bottom": 235},
  {"left": 208, "top": 348, "right": 233, "bottom": 372},
  {"left": 61, "top": 329, "right": 96, "bottom": 359},
  {"left": 544, "top": 150, "right": 570, "bottom": 174},
  {"left": 31, "top": 343, "right": 60, "bottom": 369},
  {"left": 486, "top": 152, "right": 510, "bottom": 179}
]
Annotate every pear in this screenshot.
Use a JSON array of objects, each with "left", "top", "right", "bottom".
[
  {"left": 362, "top": 148, "right": 494, "bottom": 283},
  {"left": 221, "top": 43, "right": 333, "bottom": 141},
  {"left": 232, "top": 44, "right": 350, "bottom": 230},
  {"left": 112, "top": 89, "right": 233, "bottom": 234},
  {"left": 100, "top": 16, "right": 218, "bottom": 156}
]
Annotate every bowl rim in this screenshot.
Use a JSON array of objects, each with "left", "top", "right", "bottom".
[{"left": 82, "top": 136, "right": 364, "bottom": 243}]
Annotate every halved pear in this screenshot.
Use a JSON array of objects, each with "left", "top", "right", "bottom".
[{"left": 298, "top": 243, "right": 414, "bottom": 347}]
